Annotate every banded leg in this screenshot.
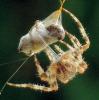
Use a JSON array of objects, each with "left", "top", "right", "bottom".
[
  {"left": 65, "top": 31, "right": 81, "bottom": 48},
  {"left": 7, "top": 81, "right": 58, "bottom": 92},
  {"left": 7, "top": 63, "right": 58, "bottom": 92},
  {"left": 34, "top": 55, "right": 44, "bottom": 76},
  {"left": 7, "top": 49, "right": 59, "bottom": 92},
  {"left": 59, "top": 40, "right": 75, "bottom": 51},
  {"left": 34, "top": 55, "right": 50, "bottom": 82},
  {"left": 63, "top": 8, "right": 90, "bottom": 52},
  {"left": 54, "top": 45, "right": 64, "bottom": 54}
]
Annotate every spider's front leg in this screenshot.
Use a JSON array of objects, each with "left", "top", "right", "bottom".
[{"left": 62, "top": 8, "right": 90, "bottom": 52}]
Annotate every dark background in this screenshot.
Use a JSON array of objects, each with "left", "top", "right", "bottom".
[{"left": 0, "top": 0, "right": 99, "bottom": 100}]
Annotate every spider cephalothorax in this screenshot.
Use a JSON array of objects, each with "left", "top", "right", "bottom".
[{"left": 0, "top": 0, "right": 90, "bottom": 94}]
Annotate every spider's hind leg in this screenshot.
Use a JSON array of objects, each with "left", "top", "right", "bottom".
[
  {"left": 7, "top": 80, "right": 58, "bottom": 92},
  {"left": 7, "top": 66, "right": 58, "bottom": 92},
  {"left": 7, "top": 50, "right": 59, "bottom": 92},
  {"left": 7, "top": 54, "right": 59, "bottom": 92}
]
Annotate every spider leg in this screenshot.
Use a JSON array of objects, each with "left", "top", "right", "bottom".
[
  {"left": 65, "top": 31, "right": 81, "bottom": 48},
  {"left": 7, "top": 80, "right": 58, "bottom": 92},
  {"left": 63, "top": 8, "right": 90, "bottom": 52},
  {"left": 78, "top": 61, "right": 88, "bottom": 74},
  {"left": 54, "top": 45, "right": 64, "bottom": 54},
  {"left": 59, "top": 40, "right": 75, "bottom": 51},
  {"left": 7, "top": 56, "right": 58, "bottom": 92},
  {"left": 7, "top": 50, "right": 59, "bottom": 92},
  {"left": 34, "top": 55, "right": 50, "bottom": 82},
  {"left": 34, "top": 55, "right": 44, "bottom": 75}
]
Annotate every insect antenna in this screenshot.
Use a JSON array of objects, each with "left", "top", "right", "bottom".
[{"left": 0, "top": 54, "right": 33, "bottom": 95}]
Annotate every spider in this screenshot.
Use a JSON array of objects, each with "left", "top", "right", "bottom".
[{"left": 0, "top": 0, "right": 90, "bottom": 94}]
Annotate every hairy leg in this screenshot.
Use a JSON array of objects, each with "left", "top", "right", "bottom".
[
  {"left": 7, "top": 81, "right": 58, "bottom": 92},
  {"left": 7, "top": 62, "right": 58, "bottom": 92},
  {"left": 78, "top": 61, "right": 88, "bottom": 74},
  {"left": 34, "top": 55, "right": 44, "bottom": 75},
  {"left": 63, "top": 8, "right": 90, "bottom": 52},
  {"left": 59, "top": 40, "right": 75, "bottom": 51},
  {"left": 7, "top": 48, "right": 59, "bottom": 92},
  {"left": 54, "top": 45, "right": 64, "bottom": 54},
  {"left": 65, "top": 31, "right": 81, "bottom": 48}
]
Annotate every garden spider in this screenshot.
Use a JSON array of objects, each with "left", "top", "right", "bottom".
[{"left": 0, "top": 0, "right": 90, "bottom": 93}]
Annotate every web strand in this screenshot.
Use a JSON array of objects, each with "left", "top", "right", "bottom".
[
  {"left": 0, "top": 58, "right": 27, "bottom": 67},
  {"left": 38, "top": 34, "right": 60, "bottom": 62},
  {"left": 0, "top": 55, "right": 33, "bottom": 95}
]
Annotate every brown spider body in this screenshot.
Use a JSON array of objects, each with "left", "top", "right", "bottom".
[
  {"left": 56, "top": 51, "right": 82, "bottom": 83},
  {"left": 49, "top": 50, "right": 87, "bottom": 84}
]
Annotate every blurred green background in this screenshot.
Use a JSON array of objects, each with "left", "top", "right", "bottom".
[{"left": 0, "top": 0, "right": 99, "bottom": 100}]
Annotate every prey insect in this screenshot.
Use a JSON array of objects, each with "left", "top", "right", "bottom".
[
  {"left": 18, "top": 0, "right": 65, "bottom": 56},
  {"left": 0, "top": 0, "right": 90, "bottom": 93}
]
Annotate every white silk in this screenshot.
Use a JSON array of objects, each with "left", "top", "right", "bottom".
[{"left": 18, "top": 8, "right": 64, "bottom": 56}]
